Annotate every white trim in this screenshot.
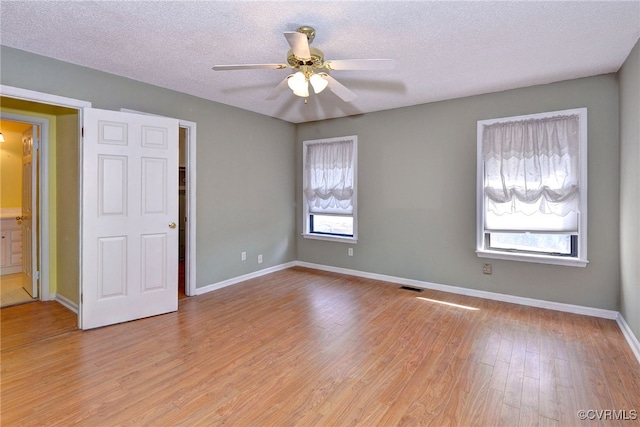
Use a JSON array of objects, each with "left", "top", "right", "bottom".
[
  {"left": 302, "top": 233, "right": 358, "bottom": 244},
  {"left": 181, "top": 120, "right": 197, "bottom": 297},
  {"left": 476, "top": 107, "right": 588, "bottom": 267},
  {"left": 191, "top": 260, "right": 638, "bottom": 365},
  {"left": 616, "top": 313, "right": 640, "bottom": 365},
  {"left": 54, "top": 293, "right": 79, "bottom": 314},
  {"left": 0, "top": 85, "right": 92, "bottom": 109},
  {"left": 477, "top": 249, "right": 589, "bottom": 267},
  {"left": 299, "top": 261, "right": 636, "bottom": 364},
  {"left": 0, "top": 113, "right": 51, "bottom": 302},
  {"left": 196, "top": 259, "right": 619, "bottom": 320},
  {"left": 195, "top": 262, "right": 297, "bottom": 296},
  {"left": 294, "top": 261, "right": 618, "bottom": 319}
]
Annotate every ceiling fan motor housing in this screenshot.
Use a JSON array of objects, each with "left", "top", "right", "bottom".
[
  {"left": 297, "top": 26, "right": 315, "bottom": 43},
  {"left": 287, "top": 47, "right": 325, "bottom": 69},
  {"left": 286, "top": 26, "right": 325, "bottom": 69}
]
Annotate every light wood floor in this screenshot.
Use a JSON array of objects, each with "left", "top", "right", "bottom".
[
  {"left": 1, "top": 267, "right": 639, "bottom": 426},
  {"left": 0, "top": 273, "right": 36, "bottom": 308}
]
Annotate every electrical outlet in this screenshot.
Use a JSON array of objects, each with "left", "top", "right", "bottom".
[
  {"left": 483, "top": 263, "right": 492, "bottom": 275},
  {"left": 241, "top": 251, "right": 246, "bottom": 261},
  {"left": 348, "top": 247, "right": 354, "bottom": 257},
  {"left": 258, "top": 254, "right": 263, "bottom": 264}
]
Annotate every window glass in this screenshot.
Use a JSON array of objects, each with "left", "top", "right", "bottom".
[
  {"left": 488, "top": 233, "right": 573, "bottom": 255},
  {"left": 310, "top": 215, "right": 354, "bottom": 236}
]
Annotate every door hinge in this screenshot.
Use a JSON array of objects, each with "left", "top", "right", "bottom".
[
  {"left": 34, "top": 271, "right": 40, "bottom": 280},
  {"left": 81, "top": 127, "right": 84, "bottom": 137}
]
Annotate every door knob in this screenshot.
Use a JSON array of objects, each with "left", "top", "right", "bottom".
[{"left": 169, "top": 222, "right": 177, "bottom": 229}]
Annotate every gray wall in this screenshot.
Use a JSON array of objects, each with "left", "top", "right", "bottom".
[
  {"left": 1, "top": 46, "right": 297, "bottom": 290},
  {"left": 619, "top": 39, "right": 640, "bottom": 339},
  {"left": 297, "top": 75, "right": 620, "bottom": 310}
]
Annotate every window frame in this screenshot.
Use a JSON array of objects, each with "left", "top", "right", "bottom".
[
  {"left": 476, "top": 108, "right": 588, "bottom": 267},
  {"left": 302, "top": 135, "right": 358, "bottom": 243}
]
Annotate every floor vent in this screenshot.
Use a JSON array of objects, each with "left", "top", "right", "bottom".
[{"left": 400, "top": 285, "right": 423, "bottom": 292}]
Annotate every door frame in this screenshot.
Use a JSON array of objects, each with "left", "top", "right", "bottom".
[
  {"left": 2, "top": 86, "right": 91, "bottom": 306},
  {"left": 1, "top": 86, "right": 90, "bottom": 312},
  {"left": 180, "top": 119, "right": 197, "bottom": 296}
]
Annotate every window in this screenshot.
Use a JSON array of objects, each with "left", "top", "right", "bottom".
[
  {"left": 303, "top": 135, "right": 357, "bottom": 242},
  {"left": 476, "top": 108, "right": 588, "bottom": 267}
]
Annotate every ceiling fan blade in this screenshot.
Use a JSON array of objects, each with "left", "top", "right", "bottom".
[
  {"left": 322, "top": 74, "right": 357, "bottom": 102},
  {"left": 284, "top": 31, "right": 311, "bottom": 59},
  {"left": 265, "top": 76, "right": 291, "bottom": 100},
  {"left": 324, "top": 59, "right": 396, "bottom": 71},
  {"left": 212, "top": 64, "right": 288, "bottom": 71}
]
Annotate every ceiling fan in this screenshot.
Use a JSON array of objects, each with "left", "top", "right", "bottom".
[{"left": 212, "top": 26, "right": 396, "bottom": 102}]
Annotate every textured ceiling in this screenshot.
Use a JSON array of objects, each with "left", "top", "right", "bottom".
[{"left": 1, "top": 1, "right": 639, "bottom": 123}]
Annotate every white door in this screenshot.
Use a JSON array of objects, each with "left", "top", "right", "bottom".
[
  {"left": 81, "top": 108, "right": 179, "bottom": 330},
  {"left": 21, "top": 126, "right": 38, "bottom": 298}
]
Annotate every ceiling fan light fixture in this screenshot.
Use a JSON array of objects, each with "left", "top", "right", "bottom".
[
  {"left": 287, "top": 71, "right": 305, "bottom": 89},
  {"left": 292, "top": 81, "right": 309, "bottom": 98},
  {"left": 309, "top": 73, "right": 328, "bottom": 94},
  {"left": 288, "top": 71, "right": 310, "bottom": 97}
]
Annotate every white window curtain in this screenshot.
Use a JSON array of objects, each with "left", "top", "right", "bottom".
[
  {"left": 304, "top": 139, "right": 355, "bottom": 215},
  {"left": 482, "top": 114, "right": 580, "bottom": 231}
]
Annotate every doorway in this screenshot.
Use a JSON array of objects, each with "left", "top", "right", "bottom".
[
  {"left": 1, "top": 102, "right": 80, "bottom": 316},
  {"left": 1, "top": 85, "right": 198, "bottom": 327},
  {"left": 179, "top": 128, "right": 187, "bottom": 299},
  {"left": 178, "top": 124, "right": 196, "bottom": 299},
  {"left": 0, "top": 118, "right": 44, "bottom": 307}
]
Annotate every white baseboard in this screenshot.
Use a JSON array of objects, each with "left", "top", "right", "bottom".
[
  {"left": 196, "top": 260, "right": 619, "bottom": 319},
  {"left": 296, "top": 261, "right": 619, "bottom": 318},
  {"left": 195, "top": 261, "right": 297, "bottom": 296},
  {"left": 192, "top": 260, "right": 639, "bottom": 365},
  {"left": 295, "top": 261, "right": 640, "bottom": 365},
  {"left": 616, "top": 313, "right": 640, "bottom": 364},
  {"left": 55, "top": 293, "right": 78, "bottom": 314}
]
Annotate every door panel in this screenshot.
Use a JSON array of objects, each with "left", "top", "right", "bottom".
[
  {"left": 98, "top": 155, "right": 128, "bottom": 215},
  {"left": 82, "top": 108, "right": 179, "bottom": 330},
  {"left": 98, "top": 236, "right": 127, "bottom": 298},
  {"left": 142, "top": 158, "right": 167, "bottom": 214},
  {"left": 141, "top": 233, "right": 167, "bottom": 291}
]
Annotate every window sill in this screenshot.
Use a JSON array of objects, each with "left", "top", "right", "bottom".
[
  {"left": 302, "top": 233, "right": 358, "bottom": 244},
  {"left": 477, "top": 249, "right": 588, "bottom": 267}
]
